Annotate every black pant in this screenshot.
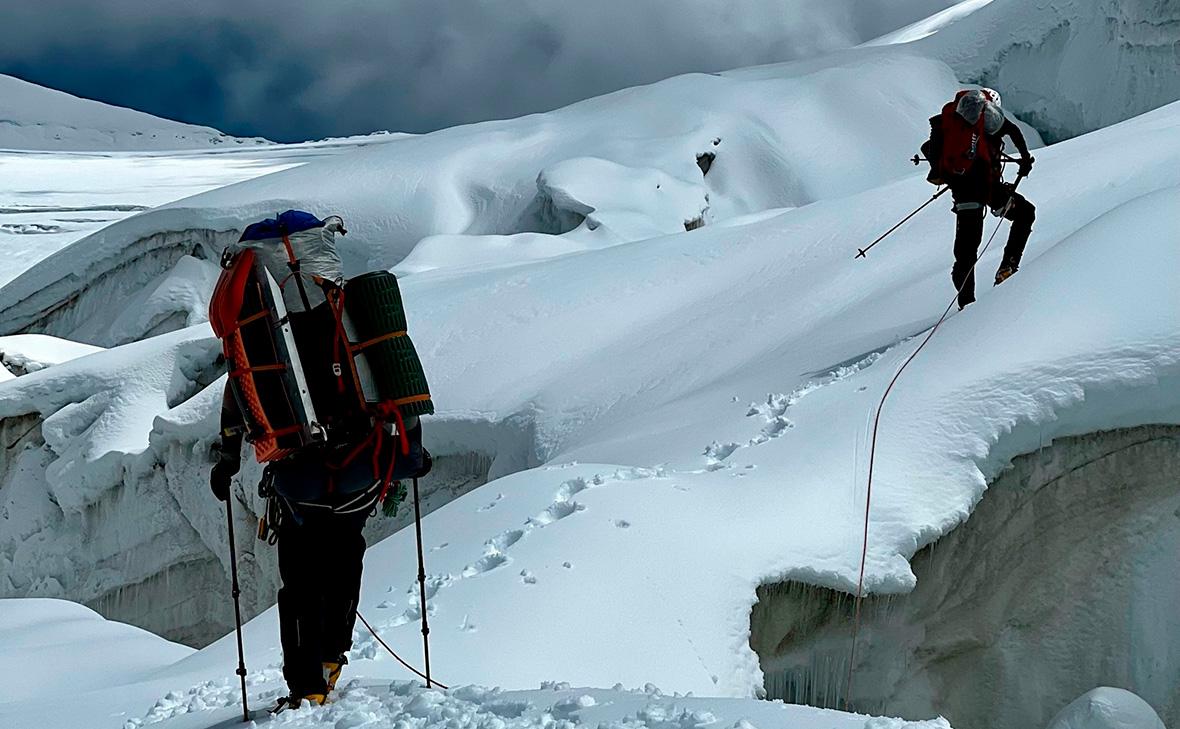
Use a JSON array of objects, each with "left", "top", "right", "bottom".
[
  {"left": 951, "top": 179, "right": 1035, "bottom": 308},
  {"left": 277, "top": 505, "right": 369, "bottom": 695}
]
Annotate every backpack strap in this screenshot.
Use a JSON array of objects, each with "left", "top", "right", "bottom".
[{"left": 280, "top": 232, "right": 314, "bottom": 311}]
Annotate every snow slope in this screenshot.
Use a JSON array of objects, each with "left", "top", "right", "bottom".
[
  {"left": 0, "top": 599, "right": 953, "bottom": 729},
  {"left": 0, "top": 49, "right": 976, "bottom": 346},
  {"left": 1, "top": 94, "right": 1177, "bottom": 723},
  {"left": 1, "top": 2, "right": 1178, "bottom": 726},
  {"left": 0, "top": 598, "right": 192, "bottom": 707},
  {"left": 0, "top": 73, "right": 268, "bottom": 151}
]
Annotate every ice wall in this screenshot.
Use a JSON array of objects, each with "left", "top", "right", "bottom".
[
  {"left": 0, "top": 325, "right": 539, "bottom": 646},
  {"left": 752, "top": 425, "right": 1180, "bottom": 729},
  {"left": 915, "top": 0, "right": 1180, "bottom": 141}
]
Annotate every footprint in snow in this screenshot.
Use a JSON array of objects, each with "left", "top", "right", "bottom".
[
  {"left": 488, "top": 528, "right": 525, "bottom": 551},
  {"left": 520, "top": 569, "right": 537, "bottom": 585},
  {"left": 745, "top": 393, "right": 797, "bottom": 446},
  {"left": 462, "top": 552, "right": 509, "bottom": 577},
  {"left": 529, "top": 499, "right": 585, "bottom": 526},
  {"left": 477, "top": 493, "right": 505, "bottom": 512},
  {"left": 614, "top": 519, "right": 631, "bottom": 529},
  {"left": 740, "top": 350, "right": 886, "bottom": 449},
  {"left": 460, "top": 528, "right": 525, "bottom": 577},
  {"left": 703, "top": 441, "right": 741, "bottom": 471}
]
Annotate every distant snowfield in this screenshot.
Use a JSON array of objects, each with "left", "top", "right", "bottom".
[
  {"left": 0, "top": 138, "right": 401, "bottom": 288},
  {"left": 0, "top": 1, "right": 1178, "bottom": 728}
]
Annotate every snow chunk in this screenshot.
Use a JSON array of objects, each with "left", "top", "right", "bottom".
[
  {"left": 0, "top": 334, "right": 103, "bottom": 376},
  {"left": 1045, "top": 688, "right": 1166, "bottom": 729},
  {"left": 0, "top": 325, "right": 219, "bottom": 511}
]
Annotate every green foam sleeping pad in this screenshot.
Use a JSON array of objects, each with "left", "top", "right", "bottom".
[{"left": 344, "top": 271, "right": 434, "bottom": 417}]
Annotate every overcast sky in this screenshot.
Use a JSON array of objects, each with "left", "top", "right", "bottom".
[{"left": 0, "top": 1, "right": 956, "bottom": 142}]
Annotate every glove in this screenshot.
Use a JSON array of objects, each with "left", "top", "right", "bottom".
[
  {"left": 1017, "top": 156, "right": 1034, "bottom": 177},
  {"left": 414, "top": 448, "right": 433, "bottom": 479},
  {"left": 209, "top": 459, "right": 235, "bottom": 501}
]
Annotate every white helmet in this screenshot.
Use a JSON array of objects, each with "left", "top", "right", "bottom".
[{"left": 956, "top": 88, "right": 1005, "bottom": 134}]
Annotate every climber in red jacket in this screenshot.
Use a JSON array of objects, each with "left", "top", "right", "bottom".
[{"left": 923, "top": 88, "right": 1036, "bottom": 309}]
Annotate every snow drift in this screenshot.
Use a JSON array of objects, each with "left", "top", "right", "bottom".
[{"left": 1046, "top": 688, "right": 1166, "bottom": 729}]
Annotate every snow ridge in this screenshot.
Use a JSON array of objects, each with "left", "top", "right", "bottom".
[{"left": 0, "top": 74, "right": 267, "bottom": 151}]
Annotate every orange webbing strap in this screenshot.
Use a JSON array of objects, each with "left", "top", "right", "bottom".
[
  {"left": 268, "top": 424, "right": 304, "bottom": 438},
  {"left": 236, "top": 310, "right": 269, "bottom": 328},
  {"left": 229, "top": 363, "right": 288, "bottom": 378},
  {"left": 326, "top": 287, "right": 368, "bottom": 408},
  {"left": 221, "top": 310, "right": 270, "bottom": 336},
  {"left": 349, "top": 330, "right": 407, "bottom": 353},
  {"left": 281, "top": 234, "right": 298, "bottom": 264},
  {"left": 388, "top": 394, "right": 432, "bottom": 408},
  {"left": 329, "top": 288, "right": 348, "bottom": 394},
  {"left": 226, "top": 336, "right": 271, "bottom": 431}
]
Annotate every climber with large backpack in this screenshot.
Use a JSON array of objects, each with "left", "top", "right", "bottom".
[
  {"left": 922, "top": 88, "right": 1036, "bottom": 309},
  {"left": 206, "top": 210, "right": 434, "bottom": 713}
]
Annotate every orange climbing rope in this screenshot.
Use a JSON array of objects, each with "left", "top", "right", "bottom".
[{"left": 844, "top": 177, "right": 1024, "bottom": 709}]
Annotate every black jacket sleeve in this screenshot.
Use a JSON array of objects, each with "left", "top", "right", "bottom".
[
  {"left": 921, "top": 114, "right": 945, "bottom": 182},
  {"left": 1000, "top": 118, "right": 1031, "bottom": 160},
  {"left": 213, "top": 384, "right": 244, "bottom": 473}
]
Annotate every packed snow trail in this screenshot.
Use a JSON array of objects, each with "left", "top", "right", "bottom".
[
  {"left": 122, "top": 681, "right": 954, "bottom": 729},
  {"left": 0, "top": 601, "right": 955, "bottom": 729}
]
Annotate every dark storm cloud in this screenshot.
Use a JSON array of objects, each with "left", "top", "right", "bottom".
[{"left": 0, "top": 0, "right": 956, "bottom": 142}]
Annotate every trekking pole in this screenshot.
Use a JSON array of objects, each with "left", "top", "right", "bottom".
[
  {"left": 225, "top": 497, "right": 252, "bottom": 722},
  {"left": 410, "top": 477, "right": 434, "bottom": 687},
  {"left": 855, "top": 186, "right": 948, "bottom": 259},
  {"left": 910, "top": 153, "right": 1021, "bottom": 165}
]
